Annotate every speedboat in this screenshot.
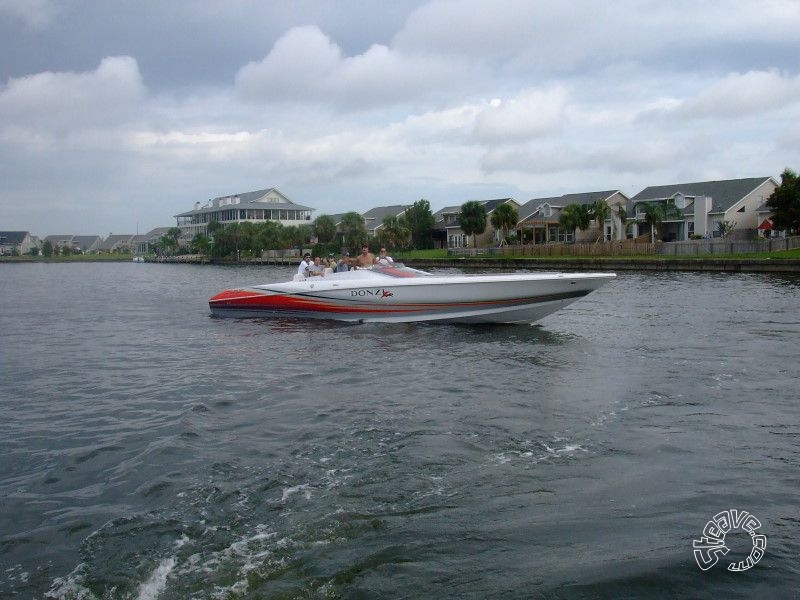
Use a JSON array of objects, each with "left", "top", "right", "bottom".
[{"left": 209, "top": 264, "right": 615, "bottom": 324}]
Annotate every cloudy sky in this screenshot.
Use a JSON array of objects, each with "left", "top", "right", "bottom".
[{"left": 1, "top": 0, "right": 799, "bottom": 236}]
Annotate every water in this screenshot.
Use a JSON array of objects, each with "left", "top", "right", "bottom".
[{"left": 1, "top": 263, "right": 798, "bottom": 599}]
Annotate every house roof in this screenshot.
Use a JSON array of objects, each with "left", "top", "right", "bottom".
[
  {"left": 44, "top": 235, "right": 74, "bottom": 244},
  {"left": 0, "top": 231, "right": 30, "bottom": 245},
  {"left": 71, "top": 235, "right": 101, "bottom": 249},
  {"left": 175, "top": 187, "right": 313, "bottom": 217},
  {"left": 99, "top": 234, "right": 135, "bottom": 250},
  {"left": 518, "top": 191, "right": 622, "bottom": 222},
  {"left": 362, "top": 205, "right": 410, "bottom": 230},
  {"left": 629, "top": 177, "right": 774, "bottom": 214}
]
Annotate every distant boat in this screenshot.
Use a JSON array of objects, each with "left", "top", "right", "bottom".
[{"left": 132, "top": 256, "right": 145, "bottom": 263}]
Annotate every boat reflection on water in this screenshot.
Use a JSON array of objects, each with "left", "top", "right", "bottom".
[{"left": 209, "top": 264, "right": 616, "bottom": 325}]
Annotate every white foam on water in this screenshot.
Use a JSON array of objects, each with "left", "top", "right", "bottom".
[
  {"left": 281, "top": 483, "right": 312, "bottom": 502},
  {"left": 135, "top": 557, "right": 175, "bottom": 600}
]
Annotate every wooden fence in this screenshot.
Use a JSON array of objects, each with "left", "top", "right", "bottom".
[
  {"left": 658, "top": 235, "right": 800, "bottom": 256},
  {"left": 449, "top": 241, "right": 657, "bottom": 257}
]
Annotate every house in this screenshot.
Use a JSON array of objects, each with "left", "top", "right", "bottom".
[
  {"left": 43, "top": 235, "right": 75, "bottom": 252},
  {"left": 517, "top": 190, "right": 629, "bottom": 243},
  {"left": 132, "top": 228, "right": 173, "bottom": 254},
  {"left": 362, "top": 205, "right": 410, "bottom": 238},
  {"left": 98, "top": 234, "right": 136, "bottom": 253},
  {"left": 628, "top": 177, "right": 778, "bottom": 241},
  {"left": 0, "top": 231, "right": 37, "bottom": 255},
  {"left": 434, "top": 198, "right": 521, "bottom": 248},
  {"left": 70, "top": 235, "right": 102, "bottom": 254},
  {"left": 175, "top": 188, "right": 314, "bottom": 243}
]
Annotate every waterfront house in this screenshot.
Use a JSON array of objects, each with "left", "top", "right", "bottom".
[
  {"left": 362, "top": 205, "right": 410, "bottom": 238},
  {"left": 434, "top": 198, "right": 521, "bottom": 248},
  {"left": 175, "top": 188, "right": 314, "bottom": 243},
  {"left": 517, "top": 191, "right": 629, "bottom": 243},
  {"left": 0, "top": 231, "right": 37, "bottom": 255},
  {"left": 628, "top": 177, "right": 778, "bottom": 241},
  {"left": 132, "top": 228, "right": 173, "bottom": 254},
  {"left": 71, "top": 235, "right": 102, "bottom": 254},
  {"left": 43, "top": 235, "right": 76, "bottom": 252},
  {"left": 98, "top": 234, "right": 136, "bottom": 253}
]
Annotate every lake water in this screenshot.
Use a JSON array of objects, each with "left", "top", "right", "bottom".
[{"left": 1, "top": 262, "right": 798, "bottom": 599}]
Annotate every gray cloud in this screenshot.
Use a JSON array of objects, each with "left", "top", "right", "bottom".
[{"left": 1, "top": 1, "right": 799, "bottom": 235}]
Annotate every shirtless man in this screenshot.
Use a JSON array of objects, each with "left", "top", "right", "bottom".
[{"left": 354, "top": 245, "right": 374, "bottom": 268}]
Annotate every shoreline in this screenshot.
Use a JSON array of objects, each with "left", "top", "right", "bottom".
[{"left": 5, "top": 255, "right": 799, "bottom": 272}]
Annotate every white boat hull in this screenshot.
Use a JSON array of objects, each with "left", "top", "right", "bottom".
[{"left": 209, "top": 267, "right": 615, "bottom": 324}]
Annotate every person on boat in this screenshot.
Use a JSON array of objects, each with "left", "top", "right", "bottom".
[
  {"left": 374, "top": 248, "right": 394, "bottom": 266},
  {"left": 325, "top": 253, "right": 337, "bottom": 269},
  {"left": 335, "top": 252, "right": 351, "bottom": 272},
  {"left": 354, "top": 245, "right": 374, "bottom": 268},
  {"left": 307, "top": 256, "right": 326, "bottom": 276},
  {"left": 297, "top": 253, "right": 312, "bottom": 276}
]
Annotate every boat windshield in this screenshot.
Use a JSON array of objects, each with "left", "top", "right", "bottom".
[{"left": 370, "top": 263, "right": 431, "bottom": 278}]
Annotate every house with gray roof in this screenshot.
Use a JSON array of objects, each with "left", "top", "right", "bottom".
[
  {"left": 0, "top": 231, "right": 37, "bottom": 255},
  {"left": 517, "top": 190, "right": 628, "bottom": 243},
  {"left": 99, "top": 234, "right": 136, "bottom": 253},
  {"left": 628, "top": 177, "right": 778, "bottom": 241},
  {"left": 71, "top": 235, "right": 102, "bottom": 254},
  {"left": 433, "top": 198, "right": 521, "bottom": 248},
  {"left": 175, "top": 188, "right": 314, "bottom": 243},
  {"left": 43, "top": 235, "right": 75, "bottom": 251},
  {"left": 362, "top": 205, "right": 410, "bottom": 238},
  {"left": 132, "top": 228, "right": 173, "bottom": 254}
]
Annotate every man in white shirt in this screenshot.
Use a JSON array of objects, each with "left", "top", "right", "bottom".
[
  {"left": 375, "top": 248, "right": 394, "bottom": 266},
  {"left": 297, "top": 253, "right": 312, "bottom": 276}
]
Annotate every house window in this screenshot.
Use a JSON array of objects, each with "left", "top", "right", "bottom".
[{"left": 737, "top": 206, "right": 745, "bottom": 213}]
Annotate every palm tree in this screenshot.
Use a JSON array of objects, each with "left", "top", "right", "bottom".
[
  {"left": 558, "top": 204, "right": 591, "bottom": 240},
  {"left": 313, "top": 215, "right": 337, "bottom": 244},
  {"left": 637, "top": 203, "right": 665, "bottom": 243},
  {"left": 617, "top": 206, "right": 629, "bottom": 240},
  {"left": 458, "top": 201, "right": 487, "bottom": 248},
  {"left": 339, "top": 212, "right": 367, "bottom": 250},
  {"left": 490, "top": 203, "right": 519, "bottom": 245},
  {"left": 378, "top": 215, "right": 409, "bottom": 250},
  {"left": 591, "top": 199, "right": 610, "bottom": 242}
]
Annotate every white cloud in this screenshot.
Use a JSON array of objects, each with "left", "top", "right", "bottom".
[
  {"left": 0, "top": 56, "right": 146, "bottom": 138},
  {"left": 675, "top": 70, "right": 800, "bottom": 119},
  {"left": 235, "top": 25, "right": 459, "bottom": 108},
  {"left": 0, "top": 0, "right": 60, "bottom": 29},
  {"left": 473, "top": 87, "right": 568, "bottom": 144}
]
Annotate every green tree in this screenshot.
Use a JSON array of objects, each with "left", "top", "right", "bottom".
[
  {"left": 339, "top": 212, "right": 368, "bottom": 250},
  {"left": 591, "top": 199, "right": 610, "bottom": 241},
  {"left": 717, "top": 220, "right": 736, "bottom": 238},
  {"left": 766, "top": 168, "right": 800, "bottom": 234},
  {"left": 400, "top": 199, "right": 436, "bottom": 249},
  {"left": 313, "top": 214, "right": 337, "bottom": 244},
  {"left": 190, "top": 233, "right": 210, "bottom": 255},
  {"left": 617, "top": 206, "right": 629, "bottom": 240},
  {"left": 255, "top": 221, "right": 284, "bottom": 252},
  {"left": 637, "top": 203, "right": 665, "bottom": 243},
  {"left": 458, "top": 201, "right": 487, "bottom": 248},
  {"left": 558, "top": 204, "right": 591, "bottom": 239},
  {"left": 42, "top": 239, "right": 53, "bottom": 257},
  {"left": 377, "top": 215, "right": 409, "bottom": 250},
  {"left": 490, "top": 203, "right": 518, "bottom": 244},
  {"left": 164, "top": 227, "right": 182, "bottom": 254}
]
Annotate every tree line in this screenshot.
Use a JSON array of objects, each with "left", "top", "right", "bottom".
[{"left": 163, "top": 170, "right": 800, "bottom": 258}]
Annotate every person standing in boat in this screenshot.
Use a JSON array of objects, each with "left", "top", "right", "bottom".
[
  {"left": 374, "top": 248, "right": 394, "bottom": 266},
  {"left": 355, "top": 245, "right": 374, "bottom": 268},
  {"left": 335, "top": 252, "right": 351, "bottom": 272},
  {"left": 297, "top": 253, "right": 312, "bottom": 276}
]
